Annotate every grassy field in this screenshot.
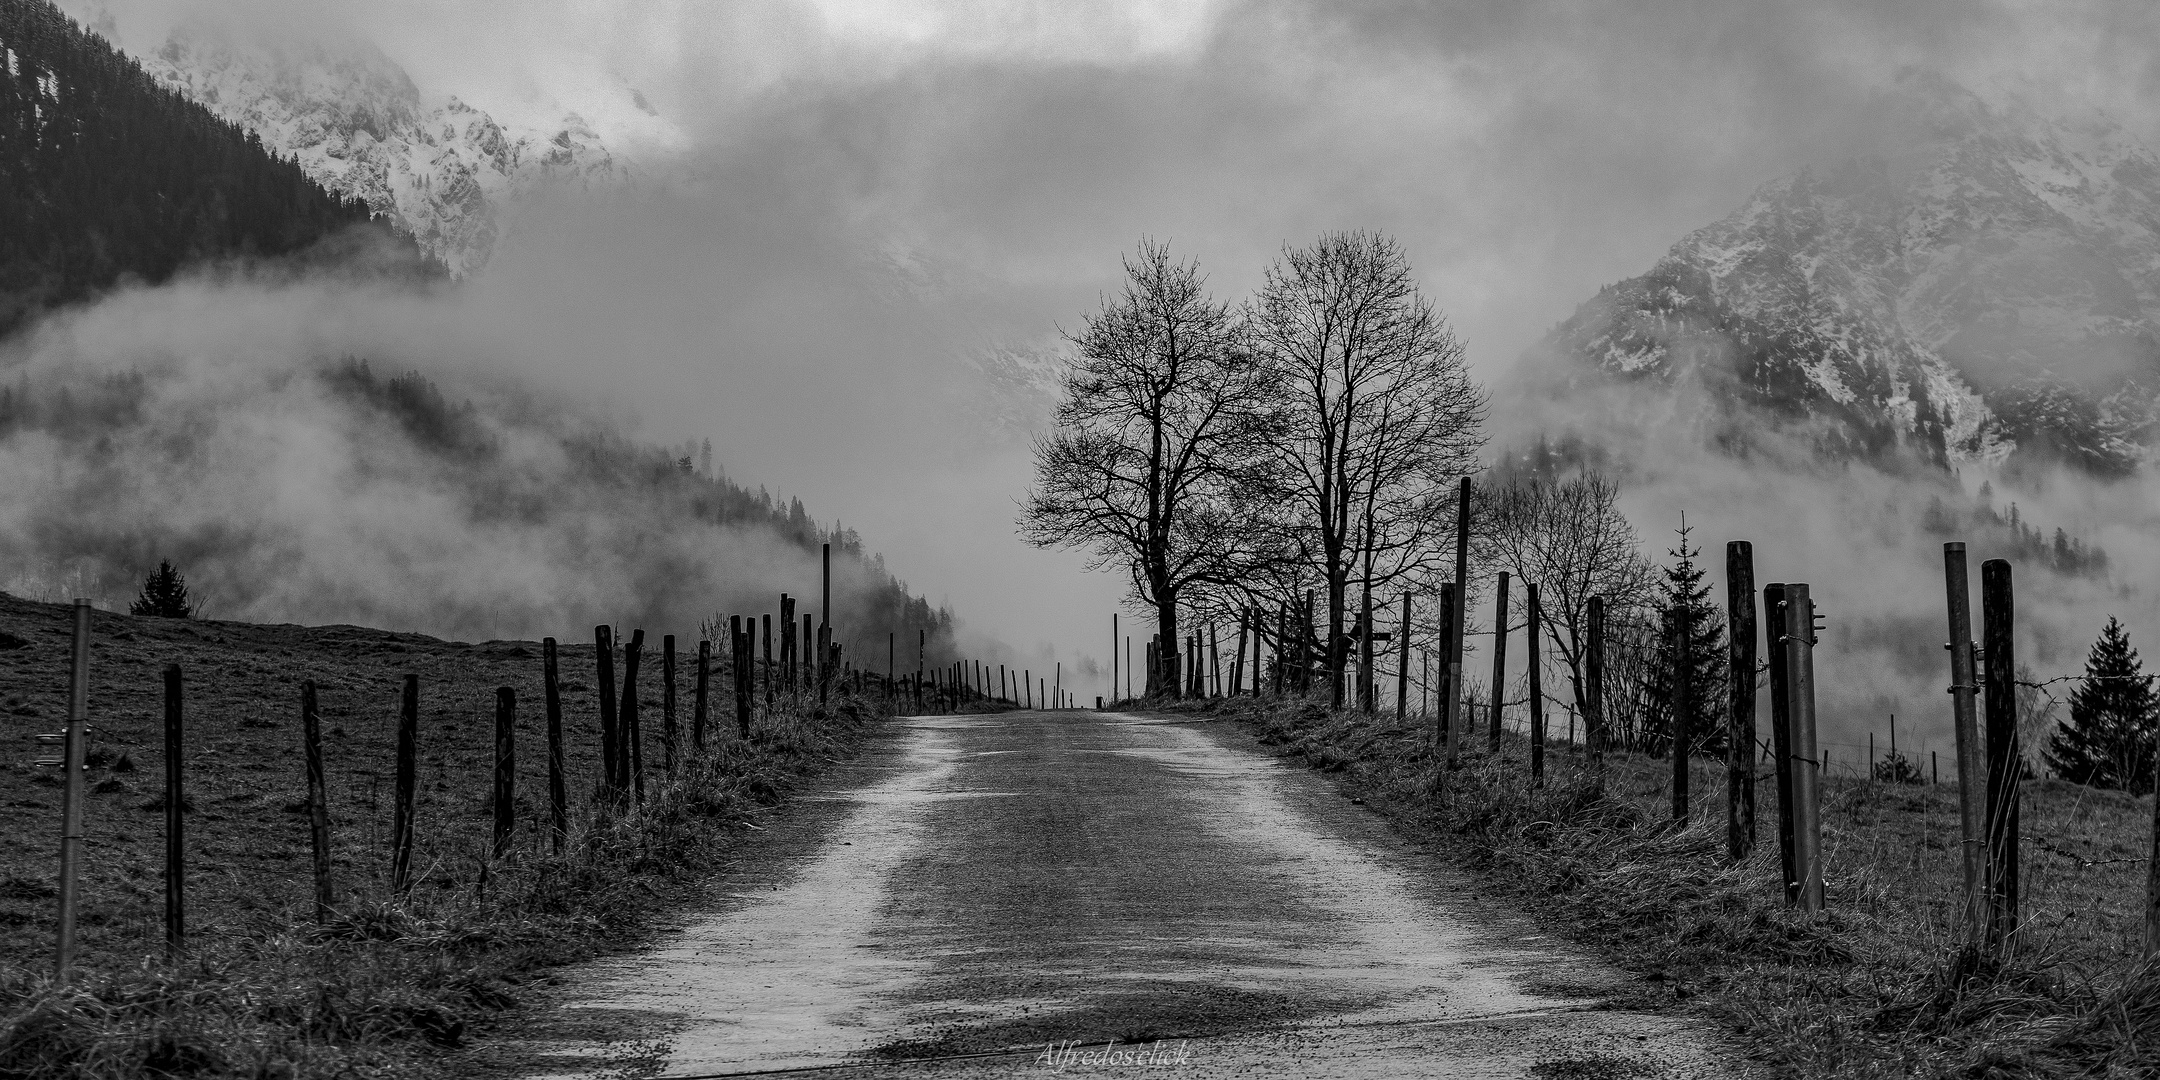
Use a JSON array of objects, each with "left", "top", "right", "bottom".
[
  {"left": 0, "top": 592, "right": 888, "bottom": 1078},
  {"left": 1147, "top": 692, "right": 2160, "bottom": 1078}
]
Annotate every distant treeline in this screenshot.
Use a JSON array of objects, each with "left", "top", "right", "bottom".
[{"left": 0, "top": 0, "right": 417, "bottom": 335}]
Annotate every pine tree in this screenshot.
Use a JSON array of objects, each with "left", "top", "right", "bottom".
[
  {"left": 1643, "top": 518, "right": 1727, "bottom": 758},
  {"left": 130, "top": 559, "right": 196, "bottom": 618},
  {"left": 2043, "top": 618, "right": 2158, "bottom": 793}
]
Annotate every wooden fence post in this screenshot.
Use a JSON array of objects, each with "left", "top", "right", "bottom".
[
  {"left": 302, "top": 680, "right": 334, "bottom": 923},
  {"left": 1726, "top": 541, "right": 1756, "bottom": 861},
  {"left": 1439, "top": 583, "right": 1458, "bottom": 768},
  {"left": 1448, "top": 477, "right": 1472, "bottom": 751},
  {"left": 595, "top": 626, "right": 618, "bottom": 801},
  {"left": 1586, "top": 595, "right": 1606, "bottom": 777},
  {"left": 734, "top": 616, "right": 753, "bottom": 738},
  {"left": 662, "top": 635, "right": 678, "bottom": 773},
  {"left": 1765, "top": 584, "right": 1798, "bottom": 901},
  {"left": 693, "top": 639, "right": 709, "bottom": 753},
  {"left": 493, "top": 687, "right": 515, "bottom": 857},
  {"left": 163, "top": 664, "right": 184, "bottom": 956},
  {"left": 781, "top": 594, "right": 796, "bottom": 699},
  {"left": 52, "top": 599, "right": 90, "bottom": 981},
  {"left": 1785, "top": 583, "right": 1823, "bottom": 914},
  {"left": 1490, "top": 571, "right": 1510, "bottom": 753},
  {"left": 1527, "top": 584, "right": 1543, "bottom": 783},
  {"left": 544, "top": 639, "right": 566, "bottom": 853},
  {"left": 393, "top": 674, "right": 418, "bottom": 893},
  {"left": 1981, "top": 559, "right": 2020, "bottom": 950},
  {"left": 623, "top": 630, "right": 645, "bottom": 803},
  {"left": 1944, "top": 543, "right": 1986, "bottom": 943},
  {"left": 1397, "top": 593, "right": 1412, "bottom": 723},
  {"left": 764, "top": 614, "right": 774, "bottom": 710}
]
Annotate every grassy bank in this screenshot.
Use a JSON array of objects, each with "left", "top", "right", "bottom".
[
  {"left": 0, "top": 593, "right": 887, "bottom": 1078},
  {"left": 1141, "top": 692, "right": 2160, "bottom": 1078}
]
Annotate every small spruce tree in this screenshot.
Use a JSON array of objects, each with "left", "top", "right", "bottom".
[
  {"left": 130, "top": 560, "right": 197, "bottom": 619},
  {"left": 1643, "top": 518, "right": 1727, "bottom": 758},
  {"left": 2043, "top": 617, "right": 2158, "bottom": 793}
]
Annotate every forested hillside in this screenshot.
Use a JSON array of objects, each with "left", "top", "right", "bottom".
[{"left": 0, "top": 0, "right": 405, "bottom": 334}]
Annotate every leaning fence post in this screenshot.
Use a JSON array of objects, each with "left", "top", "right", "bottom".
[
  {"left": 163, "top": 664, "right": 185, "bottom": 956},
  {"left": 393, "top": 674, "right": 418, "bottom": 894},
  {"left": 1726, "top": 541, "right": 1756, "bottom": 861},
  {"left": 1786, "top": 583, "right": 1823, "bottom": 914},
  {"left": 493, "top": 687, "right": 515, "bottom": 857},
  {"left": 544, "top": 639, "right": 566, "bottom": 853},
  {"left": 1944, "top": 543, "right": 1987, "bottom": 944},
  {"left": 595, "top": 626, "right": 619, "bottom": 801},
  {"left": 302, "top": 681, "right": 335, "bottom": 923},
  {"left": 1981, "top": 559, "right": 2020, "bottom": 950}
]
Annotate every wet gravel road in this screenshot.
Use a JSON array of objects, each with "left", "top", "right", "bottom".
[{"left": 518, "top": 711, "right": 1742, "bottom": 1079}]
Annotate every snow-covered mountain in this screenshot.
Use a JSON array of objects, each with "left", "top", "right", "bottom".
[
  {"left": 137, "top": 21, "right": 679, "bottom": 277},
  {"left": 1545, "top": 72, "right": 2160, "bottom": 475}
]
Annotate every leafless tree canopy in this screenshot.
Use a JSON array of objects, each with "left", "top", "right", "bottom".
[
  {"left": 1019, "top": 239, "right": 1266, "bottom": 695},
  {"left": 1248, "top": 231, "right": 1486, "bottom": 705},
  {"left": 1480, "top": 469, "right": 1654, "bottom": 725}
]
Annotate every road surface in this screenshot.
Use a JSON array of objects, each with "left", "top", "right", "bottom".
[{"left": 508, "top": 710, "right": 1742, "bottom": 1079}]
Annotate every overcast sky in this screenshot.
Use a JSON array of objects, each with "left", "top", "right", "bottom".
[{"left": 65, "top": 0, "right": 2160, "bottom": 692}]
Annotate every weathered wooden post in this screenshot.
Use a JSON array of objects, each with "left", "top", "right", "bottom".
[
  {"left": 1490, "top": 571, "right": 1510, "bottom": 752},
  {"left": 1055, "top": 662, "right": 1062, "bottom": 709},
  {"left": 662, "top": 635, "right": 678, "bottom": 773},
  {"left": 1785, "top": 583, "right": 1823, "bottom": 914},
  {"left": 1439, "top": 583, "right": 1459, "bottom": 768},
  {"left": 1671, "top": 613, "right": 1690, "bottom": 822},
  {"left": 1527, "top": 584, "right": 1544, "bottom": 782},
  {"left": 1448, "top": 477, "right": 1472, "bottom": 751},
  {"left": 1981, "top": 559, "right": 2020, "bottom": 949},
  {"left": 1726, "top": 541, "right": 1757, "bottom": 861},
  {"left": 595, "top": 625, "right": 619, "bottom": 800},
  {"left": 1943, "top": 543, "right": 1986, "bottom": 943},
  {"left": 734, "top": 616, "right": 754, "bottom": 739},
  {"left": 51, "top": 599, "right": 90, "bottom": 980},
  {"left": 302, "top": 680, "right": 335, "bottom": 922},
  {"left": 1397, "top": 593, "right": 1413, "bottom": 723},
  {"left": 1586, "top": 595, "right": 1606, "bottom": 775},
  {"left": 810, "top": 614, "right": 819, "bottom": 697},
  {"left": 394, "top": 673, "right": 418, "bottom": 893},
  {"left": 1765, "top": 583, "right": 1798, "bottom": 901},
  {"left": 163, "top": 664, "right": 184, "bottom": 955},
  {"left": 544, "top": 639, "right": 566, "bottom": 853},
  {"left": 623, "top": 630, "right": 645, "bottom": 802},
  {"left": 781, "top": 594, "right": 796, "bottom": 697},
  {"left": 493, "top": 687, "right": 515, "bottom": 857}
]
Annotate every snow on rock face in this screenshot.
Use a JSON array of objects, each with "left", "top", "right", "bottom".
[
  {"left": 142, "top": 24, "right": 665, "bottom": 278},
  {"left": 1550, "top": 74, "right": 2160, "bottom": 474}
]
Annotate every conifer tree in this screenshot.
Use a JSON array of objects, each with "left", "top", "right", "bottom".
[
  {"left": 1643, "top": 518, "right": 1726, "bottom": 757},
  {"left": 2043, "top": 618, "right": 2158, "bottom": 793},
  {"left": 130, "top": 559, "right": 196, "bottom": 618}
]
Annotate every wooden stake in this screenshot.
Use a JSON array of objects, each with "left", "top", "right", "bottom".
[
  {"left": 1448, "top": 477, "right": 1471, "bottom": 751},
  {"left": 162, "top": 664, "right": 184, "bottom": 956},
  {"left": 764, "top": 614, "right": 774, "bottom": 710},
  {"left": 595, "top": 625, "right": 619, "bottom": 800},
  {"left": 393, "top": 673, "right": 418, "bottom": 893},
  {"left": 1785, "top": 583, "right": 1823, "bottom": 914},
  {"left": 1527, "top": 584, "right": 1543, "bottom": 783},
  {"left": 1439, "top": 583, "right": 1459, "bottom": 768},
  {"left": 1726, "top": 541, "right": 1757, "bottom": 861},
  {"left": 1944, "top": 543, "right": 1987, "bottom": 944},
  {"left": 544, "top": 639, "right": 566, "bottom": 852},
  {"left": 493, "top": 686, "right": 515, "bottom": 857},
  {"left": 1586, "top": 595, "right": 1606, "bottom": 775},
  {"left": 1491, "top": 571, "right": 1510, "bottom": 753},
  {"left": 1765, "top": 583, "right": 1798, "bottom": 902},
  {"left": 622, "top": 630, "right": 645, "bottom": 802},
  {"left": 1397, "top": 593, "right": 1412, "bottom": 723},
  {"left": 302, "top": 680, "right": 334, "bottom": 922},
  {"left": 1981, "top": 559, "right": 2020, "bottom": 949}
]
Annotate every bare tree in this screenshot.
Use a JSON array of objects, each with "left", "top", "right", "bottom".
[
  {"left": 1249, "top": 231, "right": 1485, "bottom": 708},
  {"left": 1020, "top": 239, "right": 1266, "bottom": 697},
  {"left": 1480, "top": 469, "right": 1654, "bottom": 729}
]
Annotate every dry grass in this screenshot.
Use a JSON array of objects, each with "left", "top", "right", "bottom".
[
  {"left": 0, "top": 592, "right": 888, "bottom": 1078},
  {"left": 1143, "top": 692, "right": 2160, "bottom": 1079}
]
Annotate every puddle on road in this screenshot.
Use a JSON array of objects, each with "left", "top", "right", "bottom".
[{"left": 526, "top": 721, "right": 964, "bottom": 1078}]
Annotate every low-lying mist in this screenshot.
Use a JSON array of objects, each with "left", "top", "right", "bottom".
[{"left": 0, "top": 264, "right": 966, "bottom": 662}]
